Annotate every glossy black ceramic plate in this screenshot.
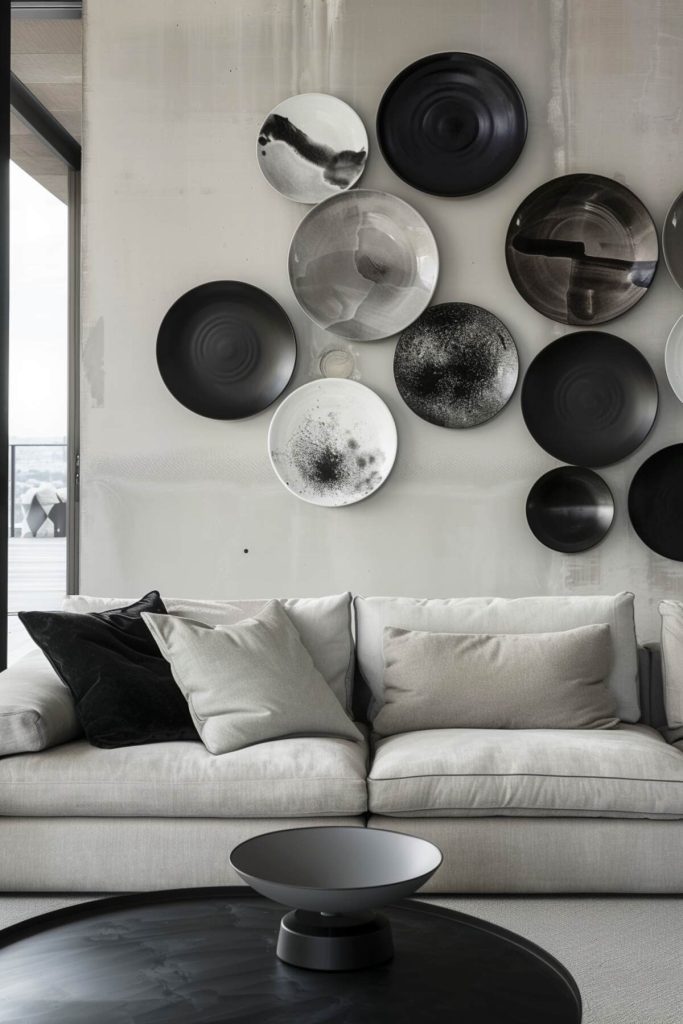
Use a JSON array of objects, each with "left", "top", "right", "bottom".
[
  {"left": 506, "top": 174, "right": 658, "bottom": 325},
  {"left": 663, "top": 190, "right": 683, "bottom": 290},
  {"left": 526, "top": 466, "right": 614, "bottom": 553},
  {"left": 394, "top": 302, "right": 518, "bottom": 428},
  {"left": 521, "top": 331, "right": 658, "bottom": 467},
  {"left": 628, "top": 445, "right": 683, "bottom": 560},
  {"left": 377, "top": 52, "right": 527, "bottom": 196},
  {"left": 157, "top": 281, "right": 296, "bottom": 419}
]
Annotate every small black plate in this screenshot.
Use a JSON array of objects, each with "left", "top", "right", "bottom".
[
  {"left": 526, "top": 466, "right": 614, "bottom": 553},
  {"left": 156, "top": 281, "right": 296, "bottom": 419},
  {"left": 628, "top": 445, "right": 683, "bottom": 560},
  {"left": 521, "top": 331, "right": 658, "bottom": 467},
  {"left": 377, "top": 52, "right": 527, "bottom": 196},
  {"left": 506, "top": 173, "right": 658, "bottom": 325}
]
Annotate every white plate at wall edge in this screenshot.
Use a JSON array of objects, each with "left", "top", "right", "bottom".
[
  {"left": 268, "top": 379, "right": 398, "bottom": 507},
  {"left": 664, "top": 314, "right": 683, "bottom": 402}
]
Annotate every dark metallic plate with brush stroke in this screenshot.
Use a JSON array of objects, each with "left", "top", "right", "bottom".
[
  {"left": 506, "top": 174, "right": 658, "bottom": 325},
  {"left": 526, "top": 466, "right": 614, "bottom": 553},
  {"left": 156, "top": 281, "right": 296, "bottom": 419},
  {"left": 521, "top": 331, "right": 658, "bottom": 467}
]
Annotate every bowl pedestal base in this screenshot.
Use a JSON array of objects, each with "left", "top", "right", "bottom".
[{"left": 276, "top": 909, "right": 393, "bottom": 971}]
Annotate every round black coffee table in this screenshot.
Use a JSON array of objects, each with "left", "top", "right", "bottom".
[{"left": 0, "top": 888, "right": 582, "bottom": 1023}]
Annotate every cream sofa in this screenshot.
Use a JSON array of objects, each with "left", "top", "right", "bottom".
[{"left": 1, "top": 593, "right": 682, "bottom": 894}]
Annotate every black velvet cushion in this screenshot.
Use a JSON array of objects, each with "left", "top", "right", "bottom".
[{"left": 19, "top": 592, "right": 198, "bottom": 748}]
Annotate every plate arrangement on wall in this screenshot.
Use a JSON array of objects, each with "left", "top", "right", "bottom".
[
  {"left": 156, "top": 281, "right": 297, "bottom": 419},
  {"left": 376, "top": 52, "right": 527, "bottom": 196},
  {"left": 393, "top": 302, "right": 518, "bottom": 427},
  {"left": 257, "top": 93, "right": 368, "bottom": 205},
  {"left": 288, "top": 189, "right": 439, "bottom": 341},
  {"left": 268, "top": 379, "right": 397, "bottom": 506},
  {"left": 526, "top": 466, "right": 614, "bottom": 553},
  {"left": 506, "top": 174, "right": 658, "bottom": 325},
  {"left": 662, "top": 190, "right": 683, "bottom": 290},
  {"left": 664, "top": 314, "right": 683, "bottom": 403},
  {"left": 628, "top": 445, "right": 683, "bottom": 560},
  {"left": 521, "top": 331, "right": 658, "bottom": 466}
]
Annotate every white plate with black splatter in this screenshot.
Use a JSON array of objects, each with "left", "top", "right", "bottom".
[
  {"left": 257, "top": 93, "right": 368, "bottom": 205},
  {"left": 268, "top": 379, "right": 397, "bottom": 506}
]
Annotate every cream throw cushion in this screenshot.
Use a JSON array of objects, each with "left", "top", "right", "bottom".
[
  {"left": 372, "top": 623, "right": 619, "bottom": 736},
  {"left": 143, "top": 601, "right": 362, "bottom": 754},
  {"left": 658, "top": 602, "right": 683, "bottom": 728}
]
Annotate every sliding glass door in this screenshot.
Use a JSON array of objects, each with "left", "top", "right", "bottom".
[{"left": 5, "top": 3, "right": 81, "bottom": 666}]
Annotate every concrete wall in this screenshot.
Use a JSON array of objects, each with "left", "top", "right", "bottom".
[{"left": 80, "top": 0, "right": 683, "bottom": 639}]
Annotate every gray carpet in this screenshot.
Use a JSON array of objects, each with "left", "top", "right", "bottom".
[{"left": 0, "top": 894, "right": 680, "bottom": 1023}]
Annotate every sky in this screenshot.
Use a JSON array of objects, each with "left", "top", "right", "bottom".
[{"left": 9, "top": 160, "right": 68, "bottom": 441}]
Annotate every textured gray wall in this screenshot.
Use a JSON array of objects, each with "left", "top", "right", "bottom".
[{"left": 81, "top": 0, "right": 683, "bottom": 639}]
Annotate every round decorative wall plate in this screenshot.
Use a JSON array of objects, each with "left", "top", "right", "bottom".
[
  {"left": 393, "top": 302, "right": 518, "bottom": 428},
  {"left": 156, "top": 281, "right": 296, "bottom": 419},
  {"left": 288, "top": 189, "right": 439, "bottom": 342},
  {"left": 628, "top": 445, "right": 683, "bottom": 560},
  {"left": 268, "top": 379, "right": 397, "bottom": 506},
  {"left": 506, "top": 174, "right": 658, "bottom": 325},
  {"left": 664, "top": 314, "right": 683, "bottom": 402},
  {"left": 526, "top": 466, "right": 614, "bottom": 553},
  {"left": 663, "top": 190, "right": 683, "bottom": 290},
  {"left": 521, "top": 331, "right": 658, "bottom": 467},
  {"left": 257, "top": 93, "right": 368, "bottom": 205},
  {"left": 376, "top": 52, "right": 527, "bottom": 196}
]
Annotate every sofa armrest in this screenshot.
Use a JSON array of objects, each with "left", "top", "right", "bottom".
[{"left": 0, "top": 650, "right": 81, "bottom": 755}]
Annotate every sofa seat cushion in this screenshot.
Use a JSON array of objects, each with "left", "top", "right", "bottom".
[
  {"left": 0, "top": 735, "right": 368, "bottom": 818},
  {"left": 368, "top": 725, "right": 683, "bottom": 819}
]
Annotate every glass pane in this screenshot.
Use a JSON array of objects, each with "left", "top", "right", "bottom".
[{"left": 8, "top": 156, "right": 68, "bottom": 664}]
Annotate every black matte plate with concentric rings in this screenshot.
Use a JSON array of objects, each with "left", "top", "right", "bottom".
[
  {"left": 629, "top": 445, "right": 683, "bottom": 560},
  {"left": 156, "top": 281, "right": 296, "bottom": 419},
  {"left": 521, "top": 331, "right": 658, "bottom": 467},
  {"left": 506, "top": 174, "right": 658, "bottom": 325},
  {"left": 526, "top": 466, "right": 614, "bottom": 553},
  {"left": 376, "top": 52, "right": 527, "bottom": 197}
]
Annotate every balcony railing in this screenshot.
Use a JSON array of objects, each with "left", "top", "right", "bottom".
[{"left": 8, "top": 443, "right": 67, "bottom": 539}]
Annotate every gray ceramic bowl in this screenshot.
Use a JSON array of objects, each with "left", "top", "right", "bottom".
[{"left": 230, "top": 826, "right": 442, "bottom": 915}]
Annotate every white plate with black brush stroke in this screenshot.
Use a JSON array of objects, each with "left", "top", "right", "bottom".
[
  {"left": 289, "top": 189, "right": 439, "bottom": 341},
  {"left": 268, "top": 379, "right": 397, "bottom": 506},
  {"left": 257, "top": 93, "right": 368, "bottom": 205},
  {"left": 394, "top": 302, "right": 518, "bottom": 428}
]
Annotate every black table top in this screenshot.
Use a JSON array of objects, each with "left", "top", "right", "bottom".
[{"left": 0, "top": 887, "right": 582, "bottom": 1023}]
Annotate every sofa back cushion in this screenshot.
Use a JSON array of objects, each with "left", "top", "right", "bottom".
[
  {"left": 64, "top": 593, "right": 354, "bottom": 713},
  {"left": 373, "top": 623, "right": 619, "bottom": 735},
  {"left": 657, "top": 602, "right": 683, "bottom": 728},
  {"left": 355, "top": 593, "right": 639, "bottom": 722}
]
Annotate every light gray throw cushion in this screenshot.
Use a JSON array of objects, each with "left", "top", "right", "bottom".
[
  {"left": 143, "top": 601, "right": 362, "bottom": 755},
  {"left": 64, "top": 593, "right": 354, "bottom": 713},
  {"left": 0, "top": 650, "right": 81, "bottom": 755},
  {"left": 355, "top": 593, "right": 639, "bottom": 721},
  {"left": 373, "top": 623, "right": 619, "bottom": 735},
  {"left": 658, "top": 602, "right": 683, "bottom": 728}
]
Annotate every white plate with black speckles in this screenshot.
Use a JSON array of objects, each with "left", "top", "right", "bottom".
[
  {"left": 268, "top": 379, "right": 398, "bottom": 506},
  {"left": 257, "top": 93, "right": 368, "bottom": 205}
]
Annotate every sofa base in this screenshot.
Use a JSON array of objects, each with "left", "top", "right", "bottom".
[
  {"left": 0, "top": 817, "right": 364, "bottom": 892},
  {"left": 369, "top": 817, "right": 683, "bottom": 894},
  {"left": 3, "top": 815, "right": 682, "bottom": 894}
]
